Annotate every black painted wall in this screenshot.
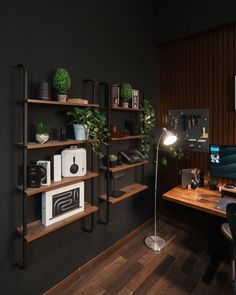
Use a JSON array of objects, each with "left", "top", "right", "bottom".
[
  {"left": 2, "top": 1, "right": 236, "bottom": 294},
  {"left": 156, "top": 0, "right": 236, "bottom": 44},
  {"left": 0, "top": 1, "right": 157, "bottom": 294}
]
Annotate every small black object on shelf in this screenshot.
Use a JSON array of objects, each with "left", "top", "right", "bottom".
[
  {"left": 38, "top": 81, "right": 51, "bottom": 100},
  {"left": 59, "top": 127, "right": 67, "bottom": 141},
  {"left": 110, "top": 172, "right": 125, "bottom": 198}
]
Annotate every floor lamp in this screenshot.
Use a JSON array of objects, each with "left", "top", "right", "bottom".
[{"left": 145, "top": 127, "right": 177, "bottom": 251}]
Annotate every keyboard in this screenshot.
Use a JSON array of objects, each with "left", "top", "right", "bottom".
[{"left": 215, "top": 198, "right": 236, "bottom": 211}]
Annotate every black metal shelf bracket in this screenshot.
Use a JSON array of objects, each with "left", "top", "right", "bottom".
[
  {"left": 97, "top": 82, "right": 110, "bottom": 225},
  {"left": 15, "top": 63, "right": 28, "bottom": 270}
]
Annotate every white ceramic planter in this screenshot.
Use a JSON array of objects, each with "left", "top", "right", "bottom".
[
  {"left": 36, "top": 133, "right": 49, "bottom": 144},
  {"left": 57, "top": 94, "right": 67, "bottom": 102},
  {"left": 73, "top": 124, "right": 87, "bottom": 140}
]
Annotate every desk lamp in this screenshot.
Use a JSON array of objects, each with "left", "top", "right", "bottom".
[{"left": 145, "top": 127, "right": 177, "bottom": 251}]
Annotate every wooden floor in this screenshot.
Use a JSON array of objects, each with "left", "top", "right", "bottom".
[{"left": 51, "top": 221, "right": 234, "bottom": 295}]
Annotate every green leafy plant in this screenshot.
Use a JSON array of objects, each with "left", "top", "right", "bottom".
[
  {"left": 109, "top": 154, "right": 118, "bottom": 162},
  {"left": 67, "top": 107, "right": 109, "bottom": 158},
  {"left": 53, "top": 68, "right": 71, "bottom": 94},
  {"left": 120, "top": 83, "right": 132, "bottom": 102},
  {"left": 160, "top": 146, "right": 184, "bottom": 165},
  {"left": 140, "top": 99, "right": 155, "bottom": 158},
  {"left": 36, "top": 122, "right": 49, "bottom": 134}
]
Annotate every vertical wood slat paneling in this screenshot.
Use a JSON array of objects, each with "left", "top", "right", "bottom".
[{"left": 158, "top": 23, "right": 236, "bottom": 230}]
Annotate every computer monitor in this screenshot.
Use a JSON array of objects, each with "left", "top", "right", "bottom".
[{"left": 210, "top": 145, "right": 236, "bottom": 180}]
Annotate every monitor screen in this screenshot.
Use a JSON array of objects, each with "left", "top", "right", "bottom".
[{"left": 210, "top": 145, "right": 236, "bottom": 179}]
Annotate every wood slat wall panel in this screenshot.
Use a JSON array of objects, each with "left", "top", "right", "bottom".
[{"left": 158, "top": 23, "right": 236, "bottom": 231}]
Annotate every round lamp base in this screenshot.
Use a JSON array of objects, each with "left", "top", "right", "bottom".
[{"left": 145, "top": 236, "right": 165, "bottom": 252}]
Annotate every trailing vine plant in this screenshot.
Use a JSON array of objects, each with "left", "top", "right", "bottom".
[{"left": 140, "top": 99, "right": 155, "bottom": 158}]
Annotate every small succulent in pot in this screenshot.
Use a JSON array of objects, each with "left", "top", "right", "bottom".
[
  {"left": 120, "top": 83, "right": 132, "bottom": 108},
  {"left": 35, "top": 122, "right": 50, "bottom": 144},
  {"left": 103, "top": 154, "right": 118, "bottom": 167},
  {"left": 53, "top": 68, "right": 71, "bottom": 102}
]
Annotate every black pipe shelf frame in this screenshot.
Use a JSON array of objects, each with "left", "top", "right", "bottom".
[
  {"left": 97, "top": 83, "right": 148, "bottom": 224},
  {"left": 15, "top": 65, "right": 99, "bottom": 269}
]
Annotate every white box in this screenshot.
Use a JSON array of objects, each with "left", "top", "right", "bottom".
[
  {"left": 61, "top": 147, "right": 86, "bottom": 177},
  {"left": 53, "top": 155, "right": 62, "bottom": 182},
  {"left": 42, "top": 182, "right": 84, "bottom": 226},
  {"left": 37, "top": 160, "right": 51, "bottom": 185}
]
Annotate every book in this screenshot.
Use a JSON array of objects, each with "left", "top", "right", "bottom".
[{"left": 67, "top": 98, "right": 88, "bottom": 104}]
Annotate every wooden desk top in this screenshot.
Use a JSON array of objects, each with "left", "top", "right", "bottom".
[{"left": 163, "top": 186, "right": 226, "bottom": 218}]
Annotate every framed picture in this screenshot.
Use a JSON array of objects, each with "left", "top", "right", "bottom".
[
  {"left": 42, "top": 182, "right": 84, "bottom": 226},
  {"left": 112, "top": 84, "right": 120, "bottom": 107},
  {"left": 132, "top": 89, "right": 139, "bottom": 109}
]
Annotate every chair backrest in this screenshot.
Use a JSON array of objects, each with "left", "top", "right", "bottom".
[{"left": 226, "top": 203, "right": 236, "bottom": 243}]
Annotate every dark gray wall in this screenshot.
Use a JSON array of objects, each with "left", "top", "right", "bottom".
[
  {"left": 156, "top": 0, "right": 236, "bottom": 44},
  {"left": 0, "top": 1, "right": 157, "bottom": 294}
]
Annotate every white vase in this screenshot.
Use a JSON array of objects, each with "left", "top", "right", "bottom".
[
  {"left": 36, "top": 133, "right": 49, "bottom": 144},
  {"left": 57, "top": 94, "right": 67, "bottom": 102},
  {"left": 73, "top": 124, "right": 87, "bottom": 140},
  {"left": 122, "top": 102, "right": 129, "bottom": 108}
]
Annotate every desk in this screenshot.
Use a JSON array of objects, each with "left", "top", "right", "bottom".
[
  {"left": 162, "top": 185, "right": 226, "bottom": 284},
  {"left": 163, "top": 186, "right": 226, "bottom": 218}
]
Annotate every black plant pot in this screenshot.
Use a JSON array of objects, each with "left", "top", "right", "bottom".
[
  {"left": 102, "top": 156, "right": 117, "bottom": 167},
  {"left": 209, "top": 183, "right": 217, "bottom": 190}
]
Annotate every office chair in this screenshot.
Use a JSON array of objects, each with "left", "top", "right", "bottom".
[{"left": 221, "top": 203, "right": 236, "bottom": 293}]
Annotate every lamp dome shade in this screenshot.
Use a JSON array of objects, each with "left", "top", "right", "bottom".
[{"left": 162, "top": 129, "right": 177, "bottom": 146}]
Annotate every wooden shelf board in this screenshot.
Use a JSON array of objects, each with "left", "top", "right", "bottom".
[
  {"left": 100, "top": 106, "right": 142, "bottom": 112},
  {"left": 110, "top": 135, "right": 142, "bottom": 141},
  {"left": 17, "top": 203, "right": 98, "bottom": 243},
  {"left": 99, "top": 183, "right": 148, "bottom": 204},
  {"left": 25, "top": 99, "right": 99, "bottom": 108},
  {"left": 17, "top": 139, "right": 93, "bottom": 150},
  {"left": 100, "top": 160, "right": 148, "bottom": 173},
  {"left": 17, "top": 172, "right": 99, "bottom": 196}
]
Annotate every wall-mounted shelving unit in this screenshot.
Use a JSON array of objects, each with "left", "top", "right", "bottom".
[
  {"left": 98, "top": 84, "right": 148, "bottom": 224},
  {"left": 15, "top": 65, "right": 99, "bottom": 269}
]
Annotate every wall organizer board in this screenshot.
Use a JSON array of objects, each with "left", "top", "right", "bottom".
[{"left": 168, "top": 108, "right": 209, "bottom": 152}]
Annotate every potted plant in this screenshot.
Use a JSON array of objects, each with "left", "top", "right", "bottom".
[
  {"left": 120, "top": 83, "right": 132, "bottom": 108},
  {"left": 208, "top": 175, "right": 218, "bottom": 190},
  {"left": 103, "top": 154, "right": 118, "bottom": 167},
  {"left": 67, "top": 107, "right": 109, "bottom": 158},
  {"left": 35, "top": 122, "right": 50, "bottom": 144},
  {"left": 53, "top": 68, "right": 71, "bottom": 102}
]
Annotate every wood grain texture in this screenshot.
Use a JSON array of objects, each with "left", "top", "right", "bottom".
[
  {"left": 17, "top": 139, "right": 94, "bottom": 150},
  {"left": 43, "top": 221, "right": 233, "bottom": 295},
  {"left": 17, "top": 203, "right": 98, "bottom": 242},
  {"left": 26, "top": 98, "right": 99, "bottom": 108},
  {"left": 100, "top": 160, "right": 148, "bottom": 173},
  {"left": 158, "top": 23, "right": 236, "bottom": 231},
  {"left": 99, "top": 183, "right": 148, "bottom": 204},
  {"left": 162, "top": 186, "right": 225, "bottom": 218},
  {"left": 17, "top": 172, "right": 98, "bottom": 196}
]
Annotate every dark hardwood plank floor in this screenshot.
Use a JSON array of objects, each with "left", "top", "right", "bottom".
[{"left": 50, "top": 221, "right": 234, "bottom": 295}]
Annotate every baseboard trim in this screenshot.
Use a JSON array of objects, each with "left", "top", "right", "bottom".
[{"left": 44, "top": 219, "right": 152, "bottom": 295}]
